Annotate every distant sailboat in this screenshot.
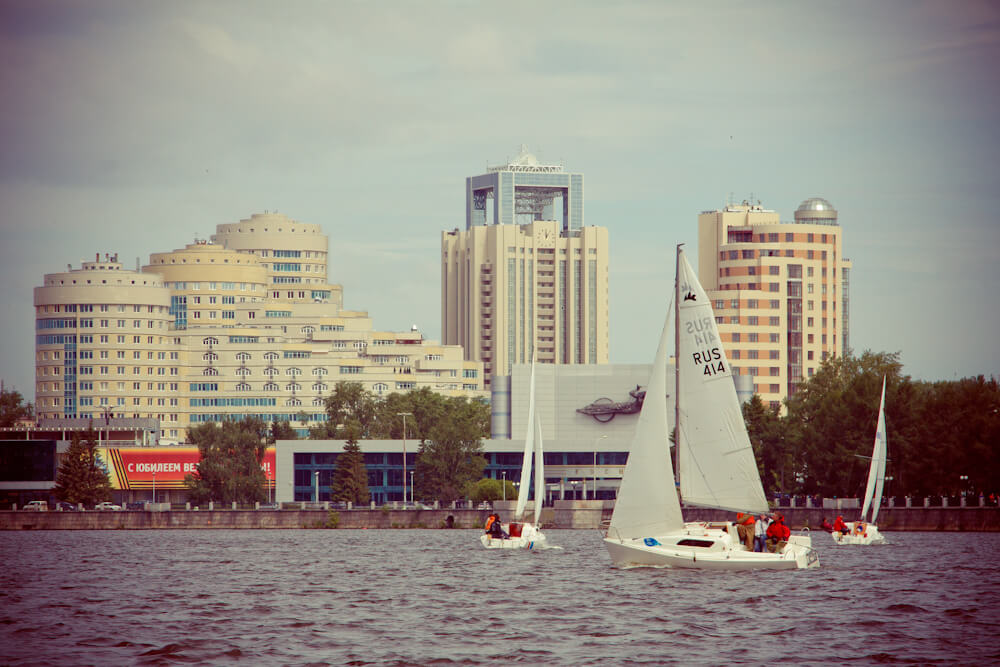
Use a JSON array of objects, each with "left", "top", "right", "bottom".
[
  {"left": 833, "top": 376, "right": 889, "bottom": 545},
  {"left": 481, "top": 356, "right": 548, "bottom": 550},
  {"left": 603, "top": 246, "right": 818, "bottom": 570}
]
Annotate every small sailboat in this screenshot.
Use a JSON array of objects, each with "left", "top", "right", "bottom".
[
  {"left": 603, "top": 246, "right": 818, "bottom": 570},
  {"left": 481, "top": 356, "right": 548, "bottom": 550},
  {"left": 833, "top": 376, "right": 889, "bottom": 545}
]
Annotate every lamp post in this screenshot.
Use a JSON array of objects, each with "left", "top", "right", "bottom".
[
  {"left": 151, "top": 471, "right": 156, "bottom": 505},
  {"left": 960, "top": 474, "right": 969, "bottom": 496},
  {"left": 502, "top": 471, "right": 507, "bottom": 501},
  {"left": 410, "top": 470, "right": 414, "bottom": 504},
  {"left": 397, "top": 412, "right": 412, "bottom": 505},
  {"left": 594, "top": 434, "right": 608, "bottom": 501},
  {"left": 885, "top": 475, "right": 894, "bottom": 500},
  {"left": 314, "top": 470, "right": 320, "bottom": 503}
]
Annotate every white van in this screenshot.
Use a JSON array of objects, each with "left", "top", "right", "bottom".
[{"left": 23, "top": 500, "right": 49, "bottom": 511}]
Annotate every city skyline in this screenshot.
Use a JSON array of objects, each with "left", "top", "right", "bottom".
[{"left": 2, "top": 2, "right": 999, "bottom": 397}]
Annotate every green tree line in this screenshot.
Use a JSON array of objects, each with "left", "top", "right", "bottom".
[{"left": 743, "top": 351, "right": 1000, "bottom": 499}]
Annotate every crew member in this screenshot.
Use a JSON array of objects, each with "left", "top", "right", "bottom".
[
  {"left": 735, "top": 512, "right": 755, "bottom": 550},
  {"left": 832, "top": 515, "right": 849, "bottom": 535},
  {"left": 820, "top": 517, "right": 834, "bottom": 533},
  {"left": 485, "top": 513, "right": 508, "bottom": 539},
  {"left": 766, "top": 514, "right": 791, "bottom": 553}
]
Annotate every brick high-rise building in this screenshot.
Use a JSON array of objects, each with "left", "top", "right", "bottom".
[{"left": 698, "top": 197, "right": 851, "bottom": 408}]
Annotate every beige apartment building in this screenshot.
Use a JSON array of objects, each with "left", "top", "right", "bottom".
[
  {"left": 442, "top": 150, "right": 609, "bottom": 385},
  {"left": 34, "top": 254, "right": 180, "bottom": 434},
  {"left": 35, "top": 214, "right": 485, "bottom": 444},
  {"left": 698, "top": 197, "right": 851, "bottom": 409}
]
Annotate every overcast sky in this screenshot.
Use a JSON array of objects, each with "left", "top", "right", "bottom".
[{"left": 2, "top": 1, "right": 998, "bottom": 398}]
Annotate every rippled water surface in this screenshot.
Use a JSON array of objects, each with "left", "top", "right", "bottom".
[{"left": 1, "top": 529, "right": 998, "bottom": 666}]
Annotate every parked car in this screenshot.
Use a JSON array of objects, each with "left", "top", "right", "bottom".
[
  {"left": 22, "top": 500, "right": 49, "bottom": 511},
  {"left": 56, "top": 501, "right": 78, "bottom": 511},
  {"left": 95, "top": 502, "right": 123, "bottom": 511}
]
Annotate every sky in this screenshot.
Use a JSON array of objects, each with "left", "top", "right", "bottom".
[{"left": 1, "top": 1, "right": 999, "bottom": 399}]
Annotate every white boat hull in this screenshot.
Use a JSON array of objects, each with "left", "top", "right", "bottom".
[
  {"left": 480, "top": 522, "right": 548, "bottom": 550},
  {"left": 832, "top": 522, "right": 887, "bottom": 545},
  {"left": 604, "top": 525, "right": 819, "bottom": 570}
]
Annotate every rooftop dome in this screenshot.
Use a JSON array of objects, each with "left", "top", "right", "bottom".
[{"left": 796, "top": 197, "right": 835, "bottom": 212}]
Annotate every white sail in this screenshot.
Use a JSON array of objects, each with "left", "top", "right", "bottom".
[
  {"left": 607, "top": 296, "right": 684, "bottom": 540},
  {"left": 675, "top": 249, "right": 768, "bottom": 514},
  {"left": 533, "top": 406, "right": 544, "bottom": 526},
  {"left": 514, "top": 356, "right": 537, "bottom": 520},
  {"left": 861, "top": 376, "right": 888, "bottom": 523}
]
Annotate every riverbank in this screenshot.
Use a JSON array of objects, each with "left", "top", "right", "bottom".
[{"left": 3, "top": 502, "right": 999, "bottom": 530}]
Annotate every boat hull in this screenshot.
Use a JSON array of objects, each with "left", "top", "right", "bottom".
[
  {"left": 480, "top": 522, "right": 547, "bottom": 550},
  {"left": 832, "top": 522, "right": 887, "bottom": 545},
  {"left": 603, "top": 526, "right": 819, "bottom": 570}
]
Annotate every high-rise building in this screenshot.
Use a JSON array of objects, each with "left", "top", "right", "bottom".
[
  {"left": 443, "top": 149, "right": 609, "bottom": 384},
  {"left": 35, "top": 214, "right": 486, "bottom": 444},
  {"left": 698, "top": 198, "right": 851, "bottom": 409},
  {"left": 34, "top": 253, "right": 176, "bottom": 425}
]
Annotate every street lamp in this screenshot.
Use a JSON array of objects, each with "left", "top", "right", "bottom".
[
  {"left": 397, "top": 412, "right": 412, "bottom": 505},
  {"left": 885, "top": 475, "right": 894, "bottom": 499},
  {"left": 594, "top": 434, "right": 608, "bottom": 501},
  {"left": 502, "top": 471, "right": 507, "bottom": 501},
  {"left": 410, "top": 470, "right": 414, "bottom": 504},
  {"left": 960, "top": 474, "right": 969, "bottom": 496},
  {"left": 314, "top": 470, "right": 320, "bottom": 503},
  {"left": 152, "top": 471, "right": 156, "bottom": 505}
]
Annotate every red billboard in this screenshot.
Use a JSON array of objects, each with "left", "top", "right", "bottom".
[{"left": 98, "top": 447, "right": 276, "bottom": 490}]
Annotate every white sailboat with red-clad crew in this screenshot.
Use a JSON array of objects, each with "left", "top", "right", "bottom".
[{"left": 602, "top": 246, "right": 818, "bottom": 570}]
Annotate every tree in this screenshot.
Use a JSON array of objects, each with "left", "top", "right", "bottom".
[
  {"left": 742, "top": 395, "right": 789, "bottom": 495},
  {"left": 0, "top": 388, "right": 33, "bottom": 428},
  {"left": 468, "top": 477, "right": 514, "bottom": 503},
  {"left": 331, "top": 420, "right": 370, "bottom": 504},
  {"left": 323, "top": 382, "right": 377, "bottom": 435},
  {"left": 54, "top": 428, "right": 112, "bottom": 506},
  {"left": 184, "top": 418, "right": 269, "bottom": 505},
  {"left": 269, "top": 419, "right": 297, "bottom": 444},
  {"left": 414, "top": 414, "right": 487, "bottom": 504},
  {"left": 783, "top": 351, "right": 907, "bottom": 496}
]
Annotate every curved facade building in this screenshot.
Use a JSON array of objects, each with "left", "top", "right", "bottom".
[
  {"left": 145, "top": 240, "right": 270, "bottom": 329},
  {"left": 211, "top": 212, "right": 343, "bottom": 308},
  {"left": 33, "top": 254, "right": 176, "bottom": 431}
]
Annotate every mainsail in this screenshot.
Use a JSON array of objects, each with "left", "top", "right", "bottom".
[
  {"left": 514, "top": 357, "right": 537, "bottom": 521},
  {"left": 675, "top": 249, "right": 768, "bottom": 514},
  {"left": 533, "top": 404, "right": 544, "bottom": 526},
  {"left": 860, "top": 376, "right": 888, "bottom": 524},
  {"left": 607, "top": 295, "right": 684, "bottom": 540}
]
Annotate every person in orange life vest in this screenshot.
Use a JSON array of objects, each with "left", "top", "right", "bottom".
[
  {"left": 484, "top": 513, "right": 507, "bottom": 539},
  {"left": 766, "top": 514, "right": 791, "bottom": 552},
  {"left": 820, "top": 517, "right": 834, "bottom": 533},
  {"left": 832, "top": 515, "right": 849, "bottom": 534},
  {"left": 735, "top": 512, "right": 755, "bottom": 550}
]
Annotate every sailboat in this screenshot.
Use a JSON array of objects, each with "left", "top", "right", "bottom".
[
  {"left": 603, "top": 246, "right": 818, "bottom": 570},
  {"left": 832, "top": 376, "right": 889, "bottom": 545},
  {"left": 481, "top": 356, "right": 548, "bottom": 550}
]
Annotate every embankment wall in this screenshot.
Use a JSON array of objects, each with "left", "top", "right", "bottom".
[{"left": 2, "top": 505, "right": 998, "bottom": 531}]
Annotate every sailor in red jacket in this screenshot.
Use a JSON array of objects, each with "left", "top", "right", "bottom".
[
  {"left": 832, "top": 515, "right": 849, "bottom": 534},
  {"left": 765, "top": 514, "right": 791, "bottom": 552}
]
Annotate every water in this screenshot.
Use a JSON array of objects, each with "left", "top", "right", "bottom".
[{"left": 1, "top": 530, "right": 997, "bottom": 666}]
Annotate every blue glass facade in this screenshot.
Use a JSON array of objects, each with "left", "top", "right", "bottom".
[{"left": 292, "top": 449, "right": 630, "bottom": 504}]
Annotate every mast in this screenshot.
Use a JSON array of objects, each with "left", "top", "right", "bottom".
[{"left": 674, "top": 243, "right": 683, "bottom": 484}]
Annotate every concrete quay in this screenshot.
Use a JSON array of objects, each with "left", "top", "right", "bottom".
[{"left": 2, "top": 501, "right": 998, "bottom": 531}]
